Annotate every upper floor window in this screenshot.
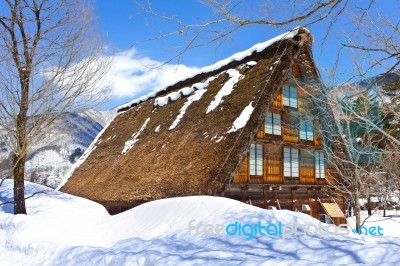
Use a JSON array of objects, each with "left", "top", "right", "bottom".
[
  {"left": 265, "top": 112, "right": 281, "bottom": 135},
  {"left": 284, "top": 147, "right": 299, "bottom": 177},
  {"left": 315, "top": 151, "right": 325, "bottom": 178},
  {"left": 300, "top": 119, "right": 314, "bottom": 141},
  {"left": 283, "top": 86, "right": 298, "bottom": 109},
  {"left": 250, "top": 144, "right": 263, "bottom": 176},
  {"left": 300, "top": 150, "right": 314, "bottom": 168}
]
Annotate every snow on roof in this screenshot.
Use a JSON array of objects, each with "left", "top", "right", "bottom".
[
  {"left": 122, "top": 117, "right": 150, "bottom": 154},
  {"left": 155, "top": 75, "right": 218, "bottom": 108},
  {"left": 227, "top": 101, "right": 255, "bottom": 133},
  {"left": 169, "top": 83, "right": 209, "bottom": 130},
  {"left": 117, "top": 27, "right": 305, "bottom": 111},
  {"left": 206, "top": 69, "right": 243, "bottom": 113}
]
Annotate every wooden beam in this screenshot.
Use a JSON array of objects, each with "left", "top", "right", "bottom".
[{"left": 291, "top": 189, "right": 295, "bottom": 211}]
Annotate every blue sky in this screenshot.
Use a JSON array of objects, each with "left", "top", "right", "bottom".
[{"left": 93, "top": 0, "right": 397, "bottom": 110}]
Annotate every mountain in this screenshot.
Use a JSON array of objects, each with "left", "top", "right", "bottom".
[{"left": 0, "top": 109, "right": 116, "bottom": 188}]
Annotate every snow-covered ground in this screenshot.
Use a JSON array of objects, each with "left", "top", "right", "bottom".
[
  {"left": 347, "top": 209, "right": 400, "bottom": 238},
  {"left": 1, "top": 180, "right": 400, "bottom": 265}
]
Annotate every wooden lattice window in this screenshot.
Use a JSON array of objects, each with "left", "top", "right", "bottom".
[
  {"left": 265, "top": 112, "right": 281, "bottom": 135},
  {"left": 300, "top": 119, "right": 314, "bottom": 141},
  {"left": 284, "top": 147, "right": 299, "bottom": 177},
  {"left": 283, "top": 86, "right": 298, "bottom": 109},
  {"left": 249, "top": 144, "right": 263, "bottom": 176},
  {"left": 315, "top": 151, "right": 325, "bottom": 178}
]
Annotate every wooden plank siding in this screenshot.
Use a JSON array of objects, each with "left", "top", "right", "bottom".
[
  {"left": 265, "top": 143, "right": 282, "bottom": 183},
  {"left": 233, "top": 79, "right": 338, "bottom": 187},
  {"left": 272, "top": 89, "right": 283, "bottom": 108},
  {"left": 228, "top": 66, "right": 346, "bottom": 225}
]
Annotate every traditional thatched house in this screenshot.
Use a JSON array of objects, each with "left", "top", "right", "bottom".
[{"left": 60, "top": 28, "right": 346, "bottom": 224}]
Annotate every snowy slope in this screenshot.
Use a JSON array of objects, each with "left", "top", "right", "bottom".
[
  {"left": 0, "top": 109, "right": 116, "bottom": 188},
  {"left": 1, "top": 180, "right": 400, "bottom": 265}
]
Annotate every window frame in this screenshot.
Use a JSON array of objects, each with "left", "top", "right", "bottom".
[
  {"left": 300, "top": 119, "right": 314, "bottom": 141},
  {"left": 283, "top": 147, "right": 299, "bottom": 178},
  {"left": 265, "top": 111, "right": 282, "bottom": 136},
  {"left": 315, "top": 151, "right": 325, "bottom": 179},
  {"left": 249, "top": 144, "right": 263, "bottom": 176},
  {"left": 283, "top": 86, "right": 298, "bottom": 109},
  {"left": 300, "top": 149, "right": 315, "bottom": 168}
]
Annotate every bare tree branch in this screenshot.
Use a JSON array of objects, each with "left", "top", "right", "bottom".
[{"left": 0, "top": 0, "right": 112, "bottom": 214}]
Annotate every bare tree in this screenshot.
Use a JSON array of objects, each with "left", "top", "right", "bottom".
[
  {"left": 134, "top": 1, "right": 399, "bottom": 69},
  {"left": 0, "top": 0, "right": 111, "bottom": 214},
  {"left": 301, "top": 78, "right": 400, "bottom": 230}
]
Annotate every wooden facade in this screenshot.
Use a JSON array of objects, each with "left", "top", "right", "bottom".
[{"left": 223, "top": 66, "right": 347, "bottom": 225}]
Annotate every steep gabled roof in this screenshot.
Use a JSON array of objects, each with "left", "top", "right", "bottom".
[{"left": 60, "top": 28, "right": 319, "bottom": 204}]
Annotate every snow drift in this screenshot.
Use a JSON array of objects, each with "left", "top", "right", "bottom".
[{"left": 1, "top": 180, "right": 400, "bottom": 265}]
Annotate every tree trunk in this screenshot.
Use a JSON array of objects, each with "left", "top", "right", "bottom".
[
  {"left": 13, "top": 153, "right": 27, "bottom": 214},
  {"left": 354, "top": 196, "right": 361, "bottom": 231},
  {"left": 13, "top": 69, "right": 30, "bottom": 215},
  {"left": 367, "top": 195, "right": 372, "bottom": 216},
  {"left": 354, "top": 193, "right": 361, "bottom": 231}
]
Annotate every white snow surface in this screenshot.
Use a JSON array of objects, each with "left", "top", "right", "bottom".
[
  {"left": 227, "top": 101, "right": 255, "bottom": 133},
  {"left": 1, "top": 180, "right": 400, "bottom": 265},
  {"left": 121, "top": 117, "right": 150, "bottom": 154},
  {"left": 206, "top": 69, "right": 243, "bottom": 113},
  {"left": 246, "top": 61, "right": 257, "bottom": 66},
  {"left": 169, "top": 76, "right": 215, "bottom": 130},
  {"left": 169, "top": 89, "right": 207, "bottom": 130},
  {"left": 118, "top": 28, "right": 303, "bottom": 111}
]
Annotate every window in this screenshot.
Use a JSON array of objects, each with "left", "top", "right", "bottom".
[
  {"left": 283, "top": 86, "right": 298, "bottom": 108},
  {"left": 265, "top": 112, "right": 281, "bottom": 135},
  {"left": 300, "top": 119, "right": 314, "bottom": 141},
  {"left": 319, "top": 214, "right": 331, "bottom": 224},
  {"left": 250, "top": 144, "right": 263, "bottom": 176},
  {"left": 284, "top": 148, "right": 299, "bottom": 177},
  {"left": 300, "top": 150, "right": 314, "bottom": 168},
  {"left": 315, "top": 151, "right": 325, "bottom": 178}
]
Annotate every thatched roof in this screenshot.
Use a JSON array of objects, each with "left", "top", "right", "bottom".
[{"left": 60, "top": 28, "right": 319, "bottom": 204}]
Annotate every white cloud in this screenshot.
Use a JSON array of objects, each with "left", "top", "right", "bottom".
[{"left": 105, "top": 49, "right": 199, "bottom": 99}]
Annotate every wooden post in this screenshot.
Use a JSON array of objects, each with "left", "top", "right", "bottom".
[
  {"left": 263, "top": 186, "right": 267, "bottom": 209},
  {"left": 241, "top": 185, "right": 247, "bottom": 203},
  {"left": 307, "top": 189, "right": 312, "bottom": 217},
  {"left": 291, "top": 189, "right": 295, "bottom": 211}
]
